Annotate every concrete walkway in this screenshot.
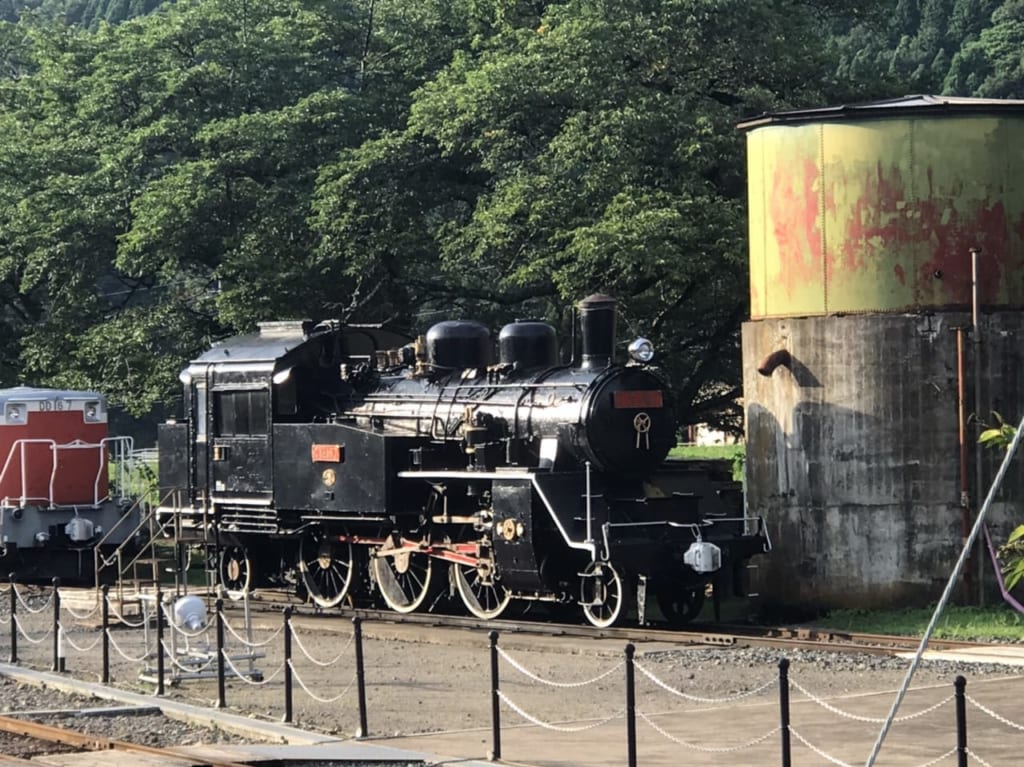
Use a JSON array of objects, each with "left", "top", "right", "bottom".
[
  {"left": 4, "top": 649, "right": 1024, "bottom": 766},
  {"left": 365, "top": 647, "right": 1024, "bottom": 767}
]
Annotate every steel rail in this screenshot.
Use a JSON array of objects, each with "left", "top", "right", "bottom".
[
  {"left": 56, "top": 585, "right": 1004, "bottom": 657},
  {"left": 209, "top": 588, "right": 1002, "bottom": 658},
  {"left": 0, "top": 712, "right": 253, "bottom": 767}
]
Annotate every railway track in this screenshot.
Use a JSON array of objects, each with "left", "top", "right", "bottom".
[
  {"left": 0, "top": 713, "right": 252, "bottom": 766},
  {"left": 212, "top": 587, "right": 997, "bottom": 658},
  {"left": 51, "top": 585, "right": 1002, "bottom": 660}
]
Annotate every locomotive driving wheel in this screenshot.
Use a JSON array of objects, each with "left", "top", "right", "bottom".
[
  {"left": 298, "top": 526, "right": 355, "bottom": 609},
  {"left": 371, "top": 536, "right": 436, "bottom": 614},
  {"left": 656, "top": 586, "right": 706, "bottom": 627},
  {"left": 580, "top": 561, "right": 627, "bottom": 628},
  {"left": 452, "top": 561, "right": 511, "bottom": 620},
  {"left": 219, "top": 545, "right": 252, "bottom": 601}
]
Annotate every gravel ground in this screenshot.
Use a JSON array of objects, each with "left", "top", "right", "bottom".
[
  {"left": 1, "top": 586, "right": 1023, "bottom": 749},
  {"left": 0, "top": 673, "right": 261, "bottom": 756}
]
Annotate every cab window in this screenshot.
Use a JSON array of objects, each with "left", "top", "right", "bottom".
[{"left": 213, "top": 390, "right": 269, "bottom": 436}]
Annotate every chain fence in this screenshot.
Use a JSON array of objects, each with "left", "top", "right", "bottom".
[{"left": 0, "top": 579, "right": 1021, "bottom": 766}]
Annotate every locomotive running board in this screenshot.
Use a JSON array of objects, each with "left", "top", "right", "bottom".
[{"left": 397, "top": 470, "right": 532, "bottom": 480}]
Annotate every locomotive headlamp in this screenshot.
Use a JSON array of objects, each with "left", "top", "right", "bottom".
[
  {"left": 84, "top": 401, "right": 100, "bottom": 422},
  {"left": 628, "top": 338, "right": 655, "bottom": 363},
  {"left": 5, "top": 404, "right": 24, "bottom": 422}
]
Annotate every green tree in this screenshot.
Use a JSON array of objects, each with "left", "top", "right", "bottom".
[
  {"left": 0, "top": 0, "right": 484, "bottom": 412},
  {"left": 315, "top": 0, "right": 872, "bottom": 431},
  {"left": 947, "top": 0, "right": 1024, "bottom": 96},
  {"left": 978, "top": 413, "right": 1024, "bottom": 589}
]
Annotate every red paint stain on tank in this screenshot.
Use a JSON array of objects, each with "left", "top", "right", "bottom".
[
  {"left": 770, "top": 158, "right": 821, "bottom": 297},
  {"left": 831, "top": 161, "right": 1022, "bottom": 308},
  {"left": 917, "top": 197, "right": 1009, "bottom": 305},
  {"left": 1013, "top": 210, "right": 1024, "bottom": 245},
  {"left": 838, "top": 163, "right": 912, "bottom": 274}
]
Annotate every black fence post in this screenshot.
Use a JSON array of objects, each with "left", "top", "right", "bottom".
[
  {"left": 155, "top": 587, "right": 165, "bottom": 696},
  {"left": 101, "top": 585, "right": 110, "bottom": 684},
  {"left": 489, "top": 630, "right": 501, "bottom": 762},
  {"left": 353, "top": 616, "right": 368, "bottom": 738},
  {"left": 8, "top": 573, "right": 16, "bottom": 664},
  {"left": 216, "top": 598, "right": 226, "bottom": 708},
  {"left": 52, "top": 577, "right": 63, "bottom": 672},
  {"left": 625, "top": 643, "right": 637, "bottom": 767},
  {"left": 283, "top": 607, "right": 293, "bottom": 724},
  {"left": 779, "top": 658, "right": 791, "bottom": 767},
  {"left": 955, "top": 675, "right": 967, "bottom": 767}
]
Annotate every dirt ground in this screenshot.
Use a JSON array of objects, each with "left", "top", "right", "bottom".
[{"left": 2, "top": 589, "right": 1019, "bottom": 743}]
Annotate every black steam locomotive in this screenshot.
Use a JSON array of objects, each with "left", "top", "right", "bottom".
[{"left": 157, "top": 295, "right": 769, "bottom": 627}]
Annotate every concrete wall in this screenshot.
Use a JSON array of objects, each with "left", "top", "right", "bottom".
[{"left": 743, "top": 311, "right": 1024, "bottom": 610}]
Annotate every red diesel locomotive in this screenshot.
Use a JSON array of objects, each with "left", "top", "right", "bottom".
[{"left": 0, "top": 387, "right": 141, "bottom": 581}]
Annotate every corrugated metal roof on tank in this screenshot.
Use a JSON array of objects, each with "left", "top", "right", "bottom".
[
  {"left": 737, "top": 94, "right": 1024, "bottom": 130},
  {"left": 740, "top": 94, "right": 1024, "bottom": 318}
]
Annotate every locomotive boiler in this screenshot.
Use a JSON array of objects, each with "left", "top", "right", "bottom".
[{"left": 158, "top": 294, "right": 769, "bottom": 627}]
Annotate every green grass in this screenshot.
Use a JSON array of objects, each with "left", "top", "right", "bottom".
[
  {"left": 812, "top": 605, "right": 1024, "bottom": 642},
  {"left": 669, "top": 443, "right": 745, "bottom": 481},
  {"left": 110, "top": 457, "right": 159, "bottom": 500}
]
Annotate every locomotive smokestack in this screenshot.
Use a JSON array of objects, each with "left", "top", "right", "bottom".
[{"left": 579, "top": 294, "right": 617, "bottom": 369}]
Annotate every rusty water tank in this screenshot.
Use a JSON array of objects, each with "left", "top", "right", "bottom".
[{"left": 739, "top": 96, "right": 1024, "bottom": 611}]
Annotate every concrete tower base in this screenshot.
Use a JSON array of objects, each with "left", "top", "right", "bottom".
[{"left": 743, "top": 311, "right": 1024, "bottom": 612}]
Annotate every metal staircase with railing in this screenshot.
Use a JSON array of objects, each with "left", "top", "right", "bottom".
[{"left": 94, "top": 486, "right": 217, "bottom": 605}]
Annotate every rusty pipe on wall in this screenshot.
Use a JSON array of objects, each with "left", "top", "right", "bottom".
[
  {"left": 970, "top": 247, "right": 985, "bottom": 606},
  {"left": 757, "top": 348, "right": 791, "bottom": 377},
  {"left": 955, "top": 325, "right": 973, "bottom": 598}
]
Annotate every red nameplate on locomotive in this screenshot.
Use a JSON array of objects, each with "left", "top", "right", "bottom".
[
  {"left": 311, "top": 444, "right": 344, "bottom": 462},
  {"left": 613, "top": 390, "right": 664, "bottom": 409}
]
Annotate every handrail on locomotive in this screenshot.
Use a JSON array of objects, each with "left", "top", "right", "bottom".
[{"left": 0, "top": 436, "right": 135, "bottom": 510}]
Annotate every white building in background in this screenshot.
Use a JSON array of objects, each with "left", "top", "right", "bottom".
[{"left": 683, "top": 424, "right": 741, "bottom": 446}]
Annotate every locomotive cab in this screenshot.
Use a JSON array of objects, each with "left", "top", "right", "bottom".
[{"left": 160, "top": 321, "right": 412, "bottom": 510}]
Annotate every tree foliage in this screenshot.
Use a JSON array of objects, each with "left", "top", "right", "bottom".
[
  {"left": 316, "top": 0, "right": 866, "bottom": 431},
  {"left": 6, "top": 0, "right": 1020, "bottom": 431},
  {"left": 0, "top": 0, "right": 166, "bottom": 27},
  {"left": 832, "top": 0, "right": 1024, "bottom": 98}
]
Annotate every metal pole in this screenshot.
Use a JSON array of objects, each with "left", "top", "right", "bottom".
[
  {"left": 489, "top": 631, "right": 501, "bottom": 761},
  {"left": 625, "top": 644, "right": 636, "bottom": 767},
  {"left": 52, "top": 577, "right": 63, "bottom": 672},
  {"left": 8, "top": 573, "right": 16, "bottom": 664},
  {"left": 779, "top": 658, "right": 791, "bottom": 767},
  {"left": 101, "top": 585, "right": 110, "bottom": 684},
  {"left": 585, "top": 461, "right": 593, "bottom": 550},
  {"left": 955, "top": 327, "right": 973, "bottom": 601},
  {"left": 283, "top": 607, "right": 293, "bottom": 723},
  {"left": 216, "top": 598, "right": 225, "bottom": 708},
  {"left": 954, "top": 676, "right": 967, "bottom": 767},
  {"left": 353, "top": 616, "right": 369, "bottom": 738},
  {"left": 970, "top": 247, "right": 985, "bottom": 605},
  {"left": 243, "top": 590, "right": 255, "bottom": 678},
  {"left": 866, "top": 411, "right": 1024, "bottom": 766},
  {"left": 155, "top": 587, "right": 164, "bottom": 696}
]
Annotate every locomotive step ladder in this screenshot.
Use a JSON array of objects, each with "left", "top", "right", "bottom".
[{"left": 95, "top": 489, "right": 216, "bottom": 604}]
